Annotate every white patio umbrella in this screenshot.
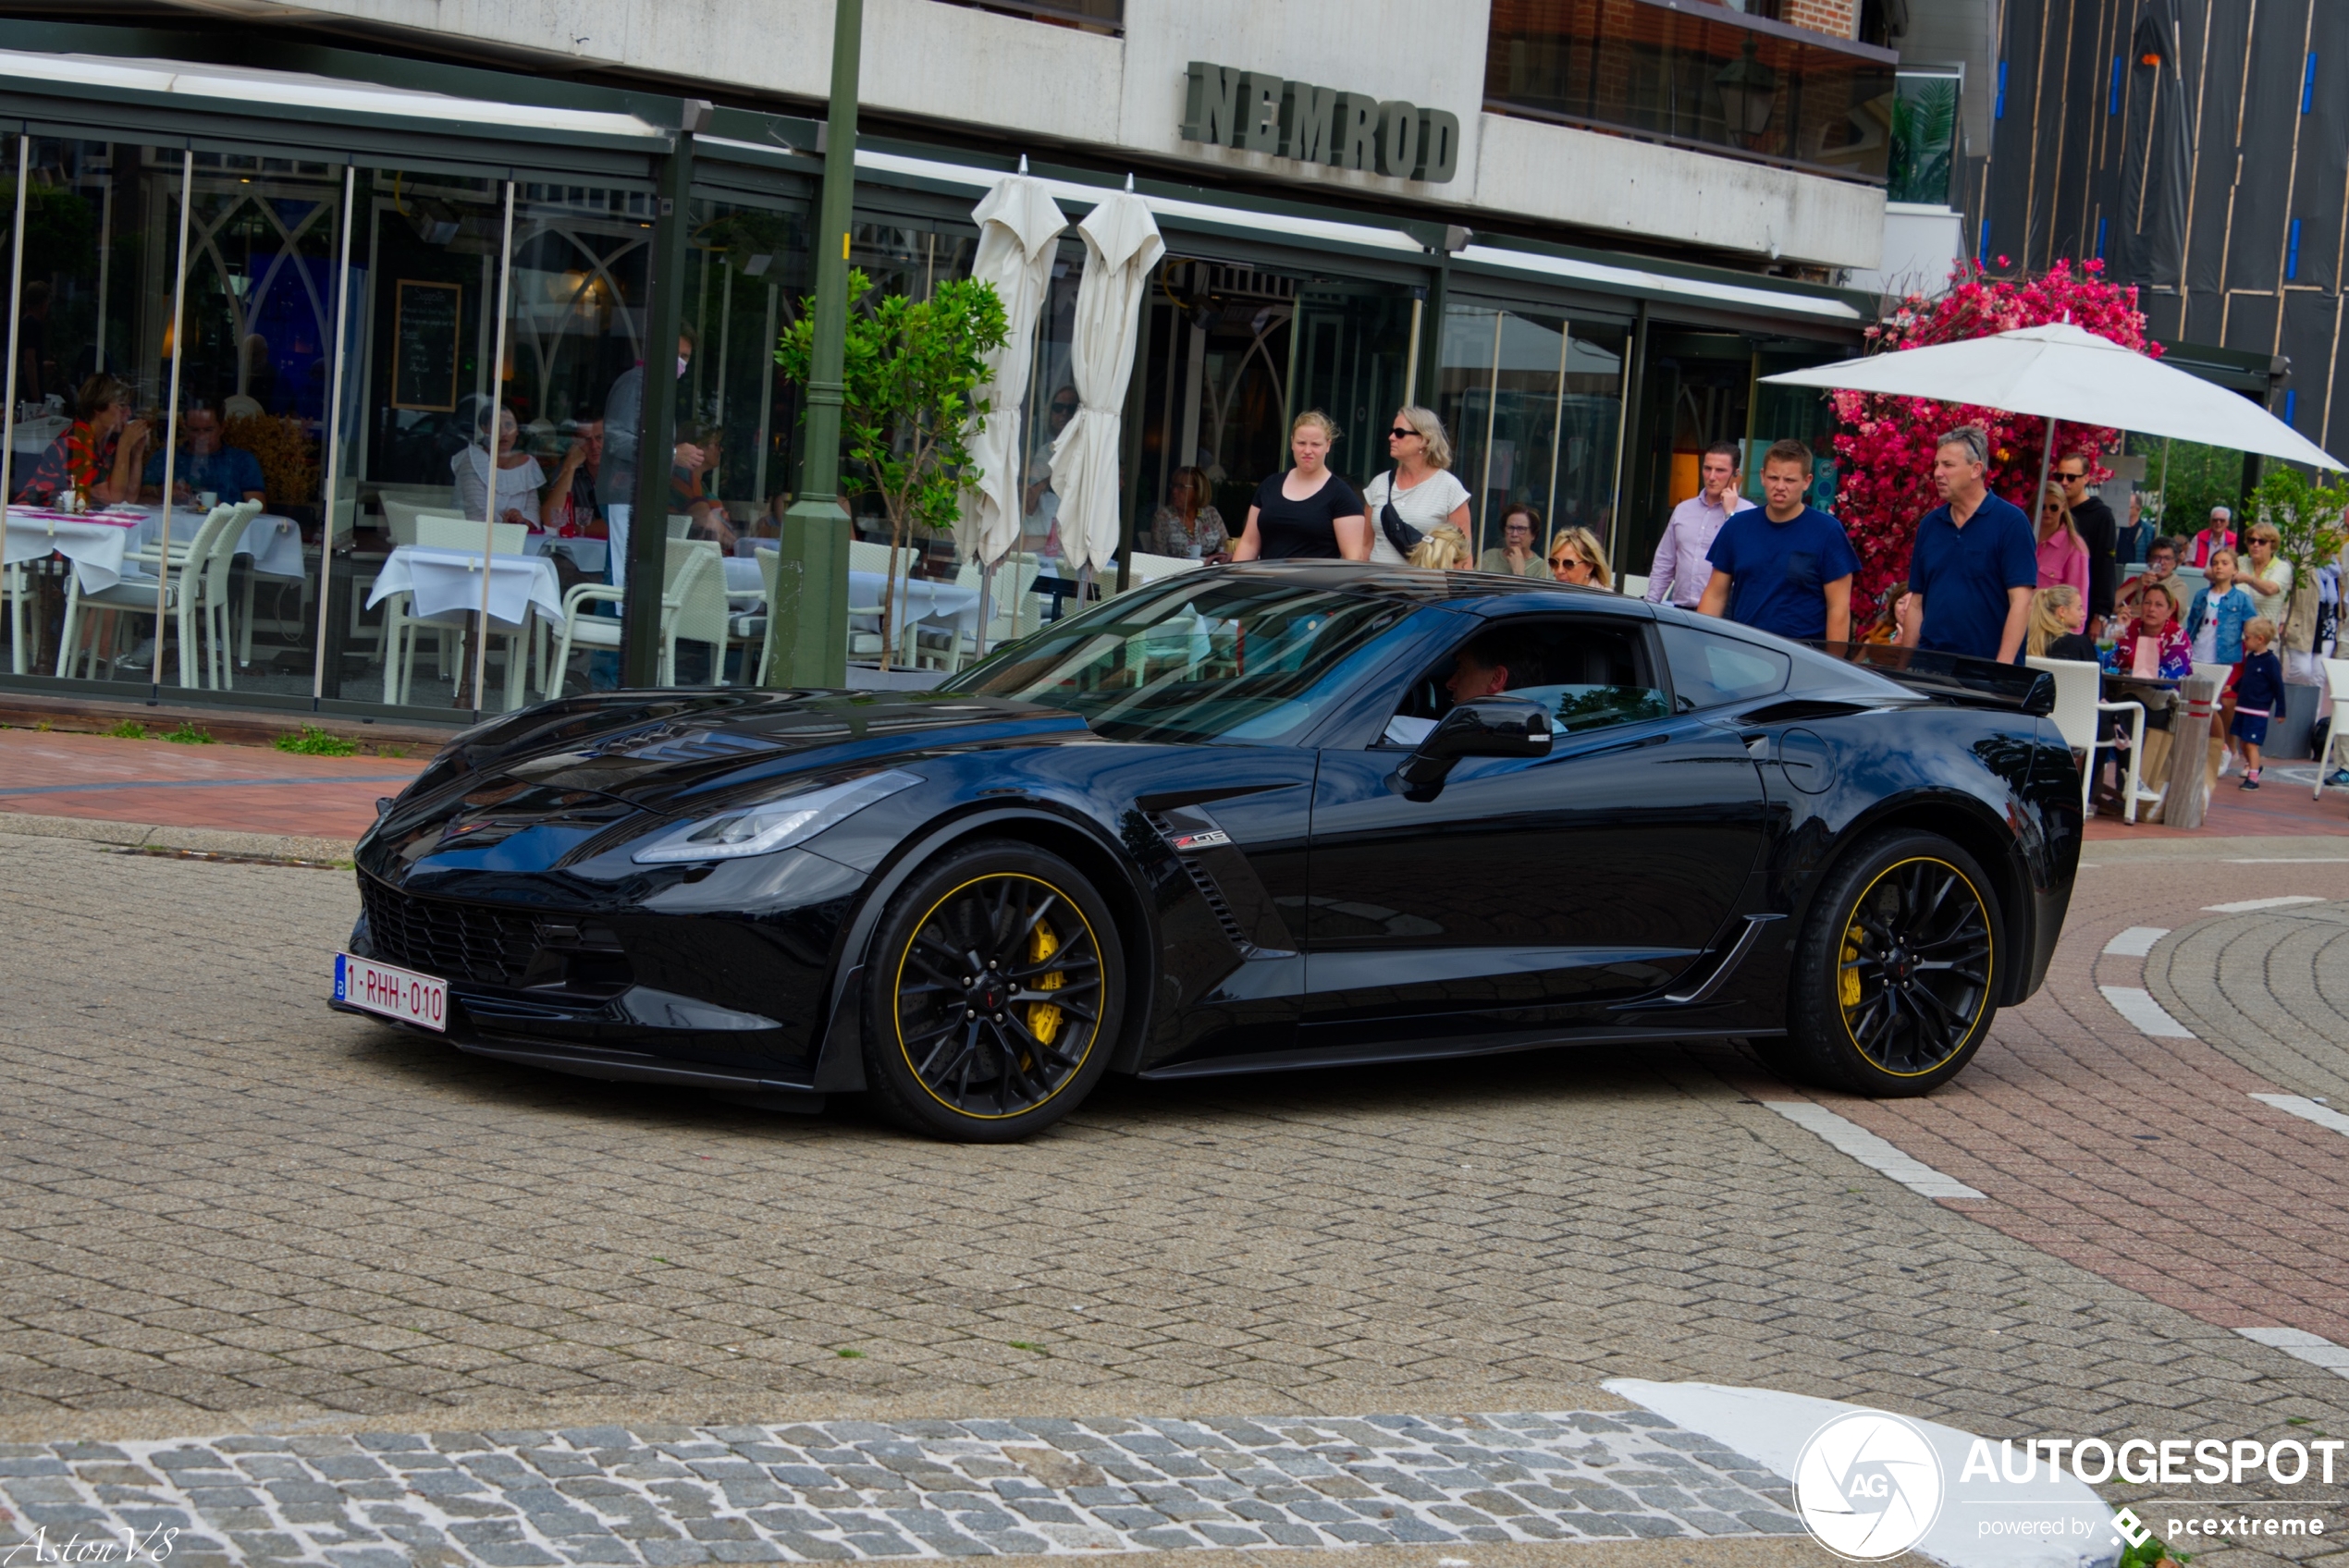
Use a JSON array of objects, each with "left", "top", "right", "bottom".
[
  {"left": 1050, "top": 185, "right": 1164, "bottom": 576},
  {"left": 1763, "top": 322, "right": 2343, "bottom": 488},
  {"left": 961, "top": 163, "right": 1066, "bottom": 570}
]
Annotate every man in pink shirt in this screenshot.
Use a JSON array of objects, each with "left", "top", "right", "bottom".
[{"left": 1644, "top": 441, "right": 1755, "bottom": 609}]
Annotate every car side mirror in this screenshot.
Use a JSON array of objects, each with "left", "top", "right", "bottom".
[{"left": 1394, "top": 697, "right": 1552, "bottom": 798}]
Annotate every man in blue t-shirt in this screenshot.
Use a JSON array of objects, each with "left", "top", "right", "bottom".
[
  {"left": 1697, "top": 437, "right": 1858, "bottom": 642},
  {"left": 1899, "top": 423, "right": 2038, "bottom": 664},
  {"left": 139, "top": 402, "right": 266, "bottom": 505}
]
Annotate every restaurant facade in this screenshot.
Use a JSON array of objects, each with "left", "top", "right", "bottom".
[{"left": 0, "top": 1, "right": 1933, "bottom": 722}]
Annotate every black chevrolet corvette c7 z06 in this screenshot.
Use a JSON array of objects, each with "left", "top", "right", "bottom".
[{"left": 336, "top": 563, "right": 2082, "bottom": 1141}]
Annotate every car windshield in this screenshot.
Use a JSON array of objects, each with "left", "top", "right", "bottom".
[{"left": 941, "top": 576, "right": 1421, "bottom": 744}]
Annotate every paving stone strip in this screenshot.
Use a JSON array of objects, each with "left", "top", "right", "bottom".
[{"left": 0, "top": 1411, "right": 1802, "bottom": 1566}]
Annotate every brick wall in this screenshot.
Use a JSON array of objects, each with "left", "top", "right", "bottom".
[{"left": 1780, "top": 0, "right": 1857, "bottom": 39}]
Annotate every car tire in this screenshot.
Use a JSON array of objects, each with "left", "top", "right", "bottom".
[
  {"left": 1772, "top": 828, "right": 2002, "bottom": 1097},
  {"left": 861, "top": 839, "right": 1123, "bottom": 1142}
]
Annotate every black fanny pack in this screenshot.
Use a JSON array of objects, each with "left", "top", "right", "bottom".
[{"left": 1377, "top": 472, "right": 1422, "bottom": 556}]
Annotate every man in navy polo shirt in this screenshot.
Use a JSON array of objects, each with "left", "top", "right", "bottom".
[
  {"left": 1899, "top": 423, "right": 2037, "bottom": 664},
  {"left": 1696, "top": 437, "right": 1858, "bottom": 642}
]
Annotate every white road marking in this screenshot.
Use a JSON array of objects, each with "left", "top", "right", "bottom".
[
  {"left": 2102, "top": 925, "right": 2170, "bottom": 956},
  {"left": 2225, "top": 857, "right": 2349, "bottom": 864},
  {"left": 2249, "top": 1092, "right": 2349, "bottom": 1140},
  {"left": 2099, "top": 985, "right": 2196, "bottom": 1037},
  {"left": 1763, "top": 1101, "right": 1986, "bottom": 1200},
  {"left": 2203, "top": 895, "right": 2327, "bottom": 913},
  {"left": 2236, "top": 1326, "right": 2349, "bottom": 1379}
]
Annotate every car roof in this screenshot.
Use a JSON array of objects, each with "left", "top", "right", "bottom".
[{"left": 1218, "top": 560, "right": 1651, "bottom": 616}]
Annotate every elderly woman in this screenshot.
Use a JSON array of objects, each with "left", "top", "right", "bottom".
[
  {"left": 1150, "top": 466, "right": 1227, "bottom": 558},
  {"left": 1548, "top": 525, "right": 1613, "bottom": 590},
  {"left": 2238, "top": 522, "right": 2294, "bottom": 621},
  {"left": 1361, "top": 405, "right": 1470, "bottom": 565},
  {"left": 451, "top": 404, "right": 546, "bottom": 531},
  {"left": 1479, "top": 504, "right": 1552, "bottom": 578},
  {"left": 16, "top": 374, "right": 152, "bottom": 507}
]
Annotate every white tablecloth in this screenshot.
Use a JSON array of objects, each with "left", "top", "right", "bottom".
[
  {"left": 1, "top": 508, "right": 139, "bottom": 592},
  {"left": 532, "top": 534, "right": 609, "bottom": 576},
  {"left": 10, "top": 416, "right": 69, "bottom": 455},
  {"left": 124, "top": 506, "right": 306, "bottom": 580},
  {"left": 850, "top": 570, "right": 983, "bottom": 640},
  {"left": 367, "top": 545, "right": 564, "bottom": 631}
]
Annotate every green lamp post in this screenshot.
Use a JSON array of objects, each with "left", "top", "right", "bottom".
[{"left": 765, "top": 0, "right": 863, "bottom": 687}]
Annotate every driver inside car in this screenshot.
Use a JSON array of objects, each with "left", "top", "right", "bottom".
[{"left": 1384, "top": 631, "right": 1520, "bottom": 746}]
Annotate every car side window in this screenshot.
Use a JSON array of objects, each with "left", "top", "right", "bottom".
[
  {"left": 1659, "top": 623, "right": 1792, "bottom": 712},
  {"left": 1380, "top": 618, "right": 1670, "bottom": 748}
]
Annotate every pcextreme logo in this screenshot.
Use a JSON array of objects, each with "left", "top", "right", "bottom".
[{"left": 1793, "top": 1409, "right": 1948, "bottom": 1560}]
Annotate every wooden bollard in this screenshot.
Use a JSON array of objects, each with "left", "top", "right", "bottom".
[{"left": 2163, "top": 673, "right": 2220, "bottom": 830}]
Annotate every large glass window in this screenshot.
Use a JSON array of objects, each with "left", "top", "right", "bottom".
[
  {"left": 1485, "top": 0, "right": 1899, "bottom": 184},
  {"left": 1437, "top": 301, "right": 1626, "bottom": 562}
]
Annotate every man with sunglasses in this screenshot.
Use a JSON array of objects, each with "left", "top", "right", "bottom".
[
  {"left": 2054, "top": 448, "right": 2119, "bottom": 634},
  {"left": 1644, "top": 440, "right": 1753, "bottom": 610}
]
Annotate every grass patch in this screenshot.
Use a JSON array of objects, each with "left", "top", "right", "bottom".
[
  {"left": 1008, "top": 1341, "right": 1049, "bottom": 1356},
  {"left": 835, "top": 1348, "right": 865, "bottom": 1359},
  {"left": 161, "top": 721, "right": 215, "bottom": 745},
  {"left": 103, "top": 719, "right": 147, "bottom": 740},
  {"left": 2118, "top": 1536, "right": 2186, "bottom": 1568},
  {"left": 276, "top": 724, "right": 357, "bottom": 756}
]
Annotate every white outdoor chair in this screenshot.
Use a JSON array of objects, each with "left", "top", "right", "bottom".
[
  {"left": 665, "top": 538, "right": 732, "bottom": 684},
  {"left": 379, "top": 492, "right": 461, "bottom": 546},
  {"left": 1619, "top": 572, "right": 1651, "bottom": 599},
  {"left": 549, "top": 535, "right": 718, "bottom": 692},
  {"left": 2028, "top": 655, "right": 2150, "bottom": 825},
  {"left": 1119, "top": 550, "right": 1207, "bottom": 593},
  {"left": 2315, "top": 657, "right": 2349, "bottom": 800},
  {"left": 58, "top": 503, "right": 250, "bottom": 686},
  {"left": 4, "top": 563, "right": 29, "bottom": 676}
]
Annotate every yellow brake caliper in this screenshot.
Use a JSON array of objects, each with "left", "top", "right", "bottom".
[
  {"left": 1839, "top": 920, "right": 1865, "bottom": 1011},
  {"left": 1027, "top": 919, "right": 1066, "bottom": 1047}
]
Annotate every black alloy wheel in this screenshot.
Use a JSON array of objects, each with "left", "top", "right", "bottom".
[
  {"left": 863, "top": 839, "right": 1122, "bottom": 1141},
  {"left": 1769, "top": 828, "right": 2000, "bottom": 1096}
]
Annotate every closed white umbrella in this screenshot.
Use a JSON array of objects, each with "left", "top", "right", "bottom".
[
  {"left": 962, "top": 164, "right": 1066, "bottom": 568},
  {"left": 1762, "top": 321, "right": 2342, "bottom": 471},
  {"left": 1050, "top": 185, "right": 1164, "bottom": 575}
]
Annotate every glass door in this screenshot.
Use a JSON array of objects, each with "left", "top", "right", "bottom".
[
  {"left": 1287, "top": 280, "right": 1415, "bottom": 497},
  {"left": 1438, "top": 300, "right": 1629, "bottom": 563}
]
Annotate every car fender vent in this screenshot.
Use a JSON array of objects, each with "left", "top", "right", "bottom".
[{"left": 1147, "top": 811, "right": 1265, "bottom": 956}]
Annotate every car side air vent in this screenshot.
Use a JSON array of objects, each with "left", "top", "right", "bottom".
[
  {"left": 1739, "top": 699, "right": 1875, "bottom": 726},
  {"left": 1145, "top": 811, "right": 1254, "bottom": 953}
]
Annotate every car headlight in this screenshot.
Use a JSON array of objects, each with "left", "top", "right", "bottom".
[{"left": 631, "top": 770, "right": 922, "bottom": 864}]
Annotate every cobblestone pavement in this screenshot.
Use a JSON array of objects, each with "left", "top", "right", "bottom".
[
  {"left": 1728, "top": 847, "right": 2349, "bottom": 1366},
  {"left": 2146, "top": 899, "right": 2349, "bottom": 1101},
  {"left": 0, "top": 1411, "right": 1806, "bottom": 1565},
  {"left": 6, "top": 826, "right": 2349, "bottom": 1565}
]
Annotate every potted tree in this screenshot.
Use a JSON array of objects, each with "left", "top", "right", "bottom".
[{"left": 779, "top": 268, "right": 1008, "bottom": 671}]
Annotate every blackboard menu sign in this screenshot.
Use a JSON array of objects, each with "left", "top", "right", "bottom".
[{"left": 391, "top": 280, "right": 461, "bottom": 411}]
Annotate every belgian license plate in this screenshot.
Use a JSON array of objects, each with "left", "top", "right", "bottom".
[{"left": 334, "top": 951, "right": 448, "bottom": 1032}]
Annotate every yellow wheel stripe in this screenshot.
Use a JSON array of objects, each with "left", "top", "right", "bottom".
[{"left": 1835, "top": 855, "right": 1992, "bottom": 1078}]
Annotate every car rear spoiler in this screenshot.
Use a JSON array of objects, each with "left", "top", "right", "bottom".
[{"left": 1815, "top": 643, "right": 2058, "bottom": 717}]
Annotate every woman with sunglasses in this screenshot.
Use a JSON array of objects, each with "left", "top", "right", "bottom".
[
  {"left": 1548, "top": 526, "right": 1613, "bottom": 589},
  {"left": 2034, "top": 480, "right": 2090, "bottom": 596},
  {"left": 1360, "top": 406, "right": 1470, "bottom": 565}
]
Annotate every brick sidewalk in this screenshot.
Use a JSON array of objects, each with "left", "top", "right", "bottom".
[
  {"left": 1730, "top": 851, "right": 2349, "bottom": 1353},
  {"left": 0, "top": 729, "right": 425, "bottom": 841}
]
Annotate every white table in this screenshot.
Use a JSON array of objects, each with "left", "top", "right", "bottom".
[
  {"left": 532, "top": 533, "right": 609, "bottom": 577},
  {"left": 2, "top": 508, "right": 139, "bottom": 593},
  {"left": 10, "top": 415, "right": 69, "bottom": 456},
  {"left": 125, "top": 505, "right": 305, "bottom": 580},
  {"left": 849, "top": 570, "right": 983, "bottom": 661},
  {"left": 368, "top": 544, "right": 564, "bottom": 630}
]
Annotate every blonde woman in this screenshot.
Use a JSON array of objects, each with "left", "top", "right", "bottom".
[
  {"left": 1548, "top": 526, "right": 1612, "bottom": 590},
  {"left": 1408, "top": 522, "right": 1470, "bottom": 570},
  {"left": 2034, "top": 481, "right": 2089, "bottom": 595},
  {"left": 2239, "top": 521, "right": 2293, "bottom": 620},
  {"left": 1231, "top": 410, "right": 1370, "bottom": 561},
  {"left": 2024, "top": 584, "right": 2097, "bottom": 660},
  {"left": 1361, "top": 405, "right": 1470, "bottom": 565}
]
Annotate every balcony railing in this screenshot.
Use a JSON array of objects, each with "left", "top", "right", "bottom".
[
  {"left": 928, "top": 0, "right": 1121, "bottom": 34},
  {"left": 1486, "top": 0, "right": 1899, "bottom": 185}
]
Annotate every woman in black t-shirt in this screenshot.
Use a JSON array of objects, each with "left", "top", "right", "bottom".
[{"left": 1231, "top": 410, "right": 1371, "bottom": 561}]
